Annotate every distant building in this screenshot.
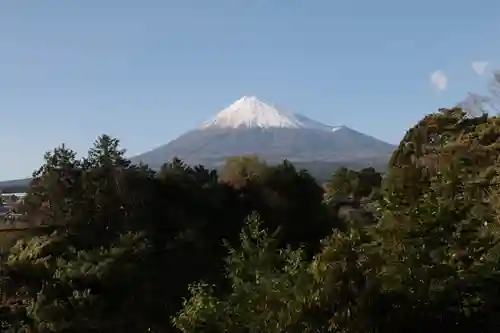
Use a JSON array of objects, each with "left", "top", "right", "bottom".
[
  {"left": 0, "top": 193, "right": 26, "bottom": 204},
  {"left": 0, "top": 193, "right": 26, "bottom": 220}
]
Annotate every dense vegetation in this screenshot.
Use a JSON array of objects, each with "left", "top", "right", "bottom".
[
  {"left": 1, "top": 107, "right": 500, "bottom": 332},
  {"left": 0, "top": 159, "right": 389, "bottom": 194}
]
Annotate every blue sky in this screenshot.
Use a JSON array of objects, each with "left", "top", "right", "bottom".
[{"left": 1, "top": 0, "right": 499, "bottom": 180}]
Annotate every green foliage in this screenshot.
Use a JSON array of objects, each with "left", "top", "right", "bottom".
[
  {"left": 219, "top": 155, "right": 267, "bottom": 187},
  {"left": 0, "top": 135, "right": 333, "bottom": 332},
  {"left": 174, "top": 213, "right": 316, "bottom": 333},
  {"left": 4, "top": 106, "right": 500, "bottom": 332},
  {"left": 245, "top": 160, "right": 332, "bottom": 251},
  {"left": 174, "top": 109, "right": 500, "bottom": 332},
  {"left": 324, "top": 167, "right": 382, "bottom": 206}
]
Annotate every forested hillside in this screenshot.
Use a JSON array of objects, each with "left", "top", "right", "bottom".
[{"left": 1, "top": 107, "right": 500, "bottom": 332}]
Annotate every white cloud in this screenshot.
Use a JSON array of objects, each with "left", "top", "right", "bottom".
[
  {"left": 430, "top": 70, "right": 447, "bottom": 91},
  {"left": 472, "top": 61, "right": 489, "bottom": 75}
]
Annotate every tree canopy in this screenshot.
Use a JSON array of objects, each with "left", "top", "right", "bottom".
[{"left": 1, "top": 107, "right": 500, "bottom": 332}]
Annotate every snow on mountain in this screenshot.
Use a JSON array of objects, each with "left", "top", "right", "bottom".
[
  {"left": 201, "top": 96, "right": 332, "bottom": 130},
  {"left": 331, "top": 126, "right": 344, "bottom": 132},
  {"left": 126, "top": 95, "right": 397, "bottom": 171}
]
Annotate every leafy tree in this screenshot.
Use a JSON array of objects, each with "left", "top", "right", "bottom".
[
  {"left": 173, "top": 213, "right": 317, "bottom": 333},
  {"left": 219, "top": 155, "right": 267, "bottom": 187},
  {"left": 375, "top": 108, "right": 500, "bottom": 331},
  {"left": 243, "top": 160, "right": 333, "bottom": 252},
  {"left": 324, "top": 167, "right": 359, "bottom": 202},
  {"left": 22, "top": 144, "right": 83, "bottom": 227},
  {"left": 325, "top": 167, "right": 382, "bottom": 203}
]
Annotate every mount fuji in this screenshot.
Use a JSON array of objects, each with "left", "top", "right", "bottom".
[
  {"left": 131, "top": 96, "right": 396, "bottom": 170},
  {"left": 0, "top": 96, "right": 396, "bottom": 191}
]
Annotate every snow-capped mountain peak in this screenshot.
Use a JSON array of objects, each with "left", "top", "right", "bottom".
[
  {"left": 200, "top": 96, "right": 331, "bottom": 130},
  {"left": 129, "top": 96, "right": 396, "bottom": 170}
]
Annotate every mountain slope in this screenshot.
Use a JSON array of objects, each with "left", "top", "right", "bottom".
[
  {"left": 132, "top": 126, "right": 394, "bottom": 168},
  {"left": 0, "top": 178, "right": 31, "bottom": 192},
  {"left": 131, "top": 96, "right": 395, "bottom": 169}
]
